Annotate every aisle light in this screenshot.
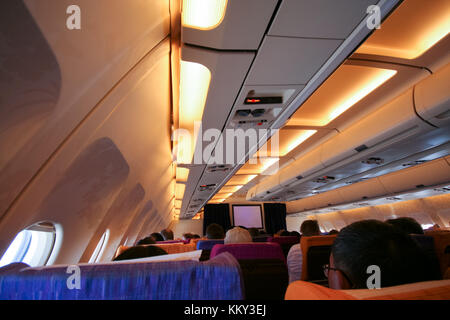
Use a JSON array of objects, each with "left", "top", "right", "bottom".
[
  {"left": 177, "top": 60, "right": 211, "bottom": 164},
  {"left": 182, "top": 0, "right": 228, "bottom": 30}
]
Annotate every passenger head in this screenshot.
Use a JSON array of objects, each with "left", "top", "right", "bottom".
[
  {"left": 205, "top": 223, "right": 225, "bottom": 239},
  {"left": 329, "top": 220, "right": 440, "bottom": 289},
  {"left": 386, "top": 217, "right": 424, "bottom": 235},
  {"left": 182, "top": 233, "right": 195, "bottom": 241},
  {"left": 248, "top": 228, "right": 260, "bottom": 238},
  {"left": 300, "top": 220, "right": 321, "bottom": 236},
  {"left": 150, "top": 232, "right": 164, "bottom": 242},
  {"left": 160, "top": 229, "right": 174, "bottom": 240},
  {"left": 289, "top": 231, "right": 301, "bottom": 238},
  {"left": 113, "top": 246, "right": 168, "bottom": 261},
  {"left": 136, "top": 236, "right": 156, "bottom": 245},
  {"left": 224, "top": 227, "right": 253, "bottom": 244},
  {"left": 328, "top": 229, "right": 339, "bottom": 235}
]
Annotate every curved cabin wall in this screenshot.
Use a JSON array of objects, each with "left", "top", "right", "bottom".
[
  {"left": 286, "top": 193, "right": 450, "bottom": 233},
  {"left": 0, "top": 1, "right": 174, "bottom": 264}
]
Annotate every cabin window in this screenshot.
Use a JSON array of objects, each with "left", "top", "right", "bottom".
[
  {"left": 89, "top": 229, "right": 110, "bottom": 263},
  {"left": 0, "top": 222, "right": 56, "bottom": 268}
]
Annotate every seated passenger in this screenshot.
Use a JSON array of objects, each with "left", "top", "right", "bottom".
[
  {"left": 386, "top": 217, "right": 424, "bottom": 234},
  {"left": 113, "top": 245, "right": 168, "bottom": 261},
  {"left": 248, "top": 228, "right": 260, "bottom": 238},
  {"left": 286, "top": 220, "right": 321, "bottom": 283},
  {"left": 136, "top": 236, "right": 156, "bottom": 245},
  {"left": 205, "top": 223, "right": 225, "bottom": 239},
  {"left": 160, "top": 228, "right": 174, "bottom": 241},
  {"left": 327, "top": 219, "right": 441, "bottom": 289},
  {"left": 150, "top": 232, "right": 164, "bottom": 242},
  {"left": 224, "top": 227, "right": 253, "bottom": 244}
]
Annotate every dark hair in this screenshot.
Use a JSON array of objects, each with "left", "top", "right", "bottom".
[
  {"left": 248, "top": 228, "right": 260, "bottom": 238},
  {"left": 279, "top": 230, "right": 291, "bottom": 236},
  {"left": 289, "top": 231, "right": 301, "bottom": 238},
  {"left": 136, "top": 236, "right": 156, "bottom": 245},
  {"left": 328, "top": 229, "right": 339, "bottom": 235},
  {"left": 332, "top": 220, "right": 441, "bottom": 289},
  {"left": 300, "top": 220, "right": 321, "bottom": 236},
  {"left": 150, "top": 232, "right": 164, "bottom": 242},
  {"left": 206, "top": 223, "right": 225, "bottom": 239},
  {"left": 113, "top": 246, "right": 168, "bottom": 261},
  {"left": 160, "top": 229, "right": 174, "bottom": 240},
  {"left": 386, "top": 217, "right": 424, "bottom": 235}
]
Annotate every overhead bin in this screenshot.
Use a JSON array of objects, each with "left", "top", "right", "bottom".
[
  {"left": 414, "top": 62, "right": 450, "bottom": 127},
  {"left": 245, "top": 36, "right": 343, "bottom": 86},
  {"left": 181, "top": 0, "right": 278, "bottom": 50},
  {"left": 286, "top": 156, "right": 450, "bottom": 213},
  {"left": 268, "top": 0, "right": 378, "bottom": 39},
  {"left": 378, "top": 158, "right": 450, "bottom": 194},
  {"left": 246, "top": 62, "right": 449, "bottom": 201}
]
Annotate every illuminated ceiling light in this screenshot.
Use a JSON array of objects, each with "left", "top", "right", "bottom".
[
  {"left": 213, "top": 192, "right": 233, "bottom": 199},
  {"left": 226, "top": 174, "right": 258, "bottom": 185},
  {"left": 220, "top": 185, "right": 243, "bottom": 193},
  {"left": 177, "top": 60, "right": 211, "bottom": 164},
  {"left": 210, "top": 198, "right": 226, "bottom": 203},
  {"left": 174, "top": 200, "right": 182, "bottom": 208},
  {"left": 175, "top": 183, "right": 186, "bottom": 200},
  {"left": 327, "top": 69, "right": 396, "bottom": 122},
  {"left": 176, "top": 167, "right": 190, "bottom": 182},
  {"left": 287, "top": 65, "right": 397, "bottom": 127},
  {"left": 355, "top": 0, "right": 450, "bottom": 59},
  {"left": 257, "top": 129, "right": 317, "bottom": 157},
  {"left": 182, "top": 0, "right": 228, "bottom": 30},
  {"left": 283, "top": 130, "right": 317, "bottom": 156}
]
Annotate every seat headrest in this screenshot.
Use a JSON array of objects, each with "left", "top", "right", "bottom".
[{"left": 210, "top": 243, "right": 285, "bottom": 262}]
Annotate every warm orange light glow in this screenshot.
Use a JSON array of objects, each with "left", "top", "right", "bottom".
[
  {"left": 356, "top": 0, "right": 450, "bottom": 59},
  {"left": 177, "top": 60, "right": 211, "bottom": 164},
  {"left": 288, "top": 65, "right": 397, "bottom": 126},
  {"left": 257, "top": 129, "right": 317, "bottom": 157},
  {"left": 182, "top": 0, "right": 228, "bottom": 30},
  {"left": 213, "top": 193, "right": 233, "bottom": 199},
  {"left": 175, "top": 183, "right": 186, "bottom": 200},
  {"left": 237, "top": 157, "right": 279, "bottom": 175},
  {"left": 226, "top": 174, "right": 257, "bottom": 185},
  {"left": 176, "top": 167, "right": 190, "bottom": 182},
  {"left": 174, "top": 200, "right": 182, "bottom": 209},
  {"left": 220, "top": 185, "right": 243, "bottom": 193}
]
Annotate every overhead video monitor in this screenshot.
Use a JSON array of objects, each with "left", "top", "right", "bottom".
[{"left": 232, "top": 205, "right": 263, "bottom": 229}]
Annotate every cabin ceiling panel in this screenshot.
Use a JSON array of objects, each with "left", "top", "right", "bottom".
[
  {"left": 245, "top": 36, "right": 343, "bottom": 86},
  {"left": 181, "top": 0, "right": 278, "bottom": 50},
  {"left": 268, "top": 0, "right": 378, "bottom": 39}
]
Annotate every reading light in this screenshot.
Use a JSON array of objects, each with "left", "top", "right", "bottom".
[
  {"left": 356, "top": 0, "right": 450, "bottom": 59},
  {"left": 177, "top": 60, "right": 211, "bottom": 164},
  {"left": 174, "top": 200, "right": 182, "bottom": 208},
  {"left": 182, "top": 0, "right": 228, "bottom": 30}
]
